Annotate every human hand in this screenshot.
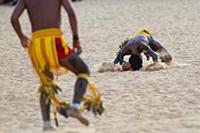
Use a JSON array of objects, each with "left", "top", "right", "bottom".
[
  {"left": 73, "top": 34, "right": 82, "bottom": 54},
  {"left": 73, "top": 40, "right": 82, "bottom": 54},
  {"left": 20, "top": 35, "right": 31, "bottom": 48},
  {"left": 122, "top": 62, "right": 132, "bottom": 71}
]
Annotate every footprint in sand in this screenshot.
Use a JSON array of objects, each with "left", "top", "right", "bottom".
[
  {"left": 142, "top": 62, "right": 169, "bottom": 71},
  {"left": 98, "top": 62, "right": 169, "bottom": 72},
  {"left": 98, "top": 62, "right": 121, "bottom": 73}
]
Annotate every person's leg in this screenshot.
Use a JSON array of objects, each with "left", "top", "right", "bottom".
[
  {"left": 59, "top": 54, "right": 90, "bottom": 126},
  {"left": 40, "top": 92, "right": 53, "bottom": 130},
  {"left": 60, "top": 54, "right": 90, "bottom": 103}
]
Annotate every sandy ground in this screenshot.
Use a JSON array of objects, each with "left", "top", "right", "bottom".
[{"left": 0, "top": 0, "right": 200, "bottom": 133}]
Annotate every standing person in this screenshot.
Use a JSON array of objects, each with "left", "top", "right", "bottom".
[{"left": 11, "top": 0, "right": 96, "bottom": 130}]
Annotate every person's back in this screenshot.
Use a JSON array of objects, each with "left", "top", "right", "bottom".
[
  {"left": 118, "top": 35, "right": 149, "bottom": 56},
  {"left": 113, "top": 32, "right": 158, "bottom": 68},
  {"left": 25, "top": 0, "right": 61, "bottom": 31}
]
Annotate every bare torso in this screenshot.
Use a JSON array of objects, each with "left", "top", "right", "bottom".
[
  {"left": 122, "top": 35, "right": 149, "bottom": 55},
  {"left": 25, "top": 0, "right": 61, "bottom": 32}
]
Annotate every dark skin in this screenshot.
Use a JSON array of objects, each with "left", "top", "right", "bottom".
[
  {"left": 11, "top": 0, "right": 81, "bottom": 53},
  {"left": 11, "top": 0, "right": 89, "bottom": 127},
  {"left": 114, "top": 35, "right": 172, "bottom": 70},
  {"left": 149, "top": 40, "right": 172, "bottom": 62},
  {"left": 114, "top": 35, "right": 159, "bottom": 64}
]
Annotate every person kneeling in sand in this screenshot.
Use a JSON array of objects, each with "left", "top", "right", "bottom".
[{"left": 113, "top": 29, "right": 172, "bottom": 71}]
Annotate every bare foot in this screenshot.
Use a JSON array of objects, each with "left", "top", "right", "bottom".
[{"left": 67, "top": 108, "right": 90, "bottom": 126}]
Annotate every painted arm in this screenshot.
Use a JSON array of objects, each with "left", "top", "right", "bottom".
[
  {"left": 113, "top": 50, "right": 124, "bottom": 65},
  {"left": 152, "top": 40, "right": 167, "bottom": 52},
  {"left": 62, "top": 0, "right": 78, "bottom": 36},
  {"left": 140, "top": 42, "right": 158, "bottom": 62},
  {"left": 11, "top": 0, "right": 29, "bottom": 48},
  {"left": 146, "top": 47, "right": 158, "bottom": 62},
  {"left": 113, "top": 43, "right": 131, "bottom": 65},
  {"left": 62, "top": 0, "right": 81, "bottom": 54},
  {"left": 153, "top": 40, "right": 172, "bottom": 62}
]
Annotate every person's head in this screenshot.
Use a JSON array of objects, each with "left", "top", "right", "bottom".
[
  {"left": 128, "top": 54, "right": 143, "bottom": 70},
  {"left": 122, "top": 62, "right": 132, "bottom": 71}
]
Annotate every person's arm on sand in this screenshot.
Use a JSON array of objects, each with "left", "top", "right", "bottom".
[
  {"left": 113, "top": 44, "right": 131, "bottom": 65},
  {"left": 144, "top": 52, "right": 150, "bottom": 60},
  {"left": 62, "top": 0, "right": 81, "bottom": 54},
  {"left": 113, "top": 51, "right": 124, "bottom": 65},
  {"left": 11, "top": 0, "right": 30, "bottom": 48},
  {"left": 152, "top": 40, "right": 172, "bottom": 62},
  {"left": 139, "top": 42, "right": 158, "bottom": 62},
  {"left": 147, "top": 47, "right": 158, "bottom": 62}
]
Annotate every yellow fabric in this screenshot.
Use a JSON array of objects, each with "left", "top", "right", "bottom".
[
  {"left": 128, "top": 29, "right": 152, "bottom": 41},
  {"left": 28, "top": 29, "right": 104, "bottom": 117},
  {"left": 77, "top": 73, "right": 89, "bottom": 81},
  {"left": 88, "top": 83, "right": 101, "bottom": 99},
  {"left": 28, "top": 28, "right": 68, "bottom": 85},
  {"left": 77, "top": 73, "right": 100, "bottom": 99},
  {"left": 134, "top": 29, "right": 151, "bottom": 40},
  {"left": 51, "top": 96, "right": 61, "bottom": 108}
]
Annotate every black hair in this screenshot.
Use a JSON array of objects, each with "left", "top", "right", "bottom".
[{"left": 129, "top": 54, "right": 143, "bottom": 70}]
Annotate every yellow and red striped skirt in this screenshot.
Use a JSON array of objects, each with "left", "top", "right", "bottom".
[{"left": 28, "top": 28, "right": 72, "bottom": 85}]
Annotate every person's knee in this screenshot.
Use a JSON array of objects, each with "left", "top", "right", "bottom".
[
  {"left": 76, "top": 63, "right": 90, "bottom": 82},
  {"left": 80, "top": 64, "right": 90, "bottom": 75},
  {"left": 76, "top": 57, "right": 90, "bottom": 75},
  {"left": 77, "top": 66, "right": 90, "bottom": 77},
  {"left": 64, "top": 54, "right": 90, "bottom": 75}
]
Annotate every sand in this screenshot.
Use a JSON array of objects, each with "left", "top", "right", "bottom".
[{"left": 0, "top": 0, "right": 200, "bottom": 133}]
